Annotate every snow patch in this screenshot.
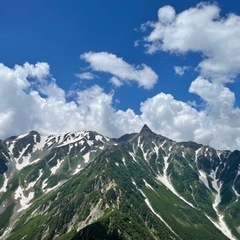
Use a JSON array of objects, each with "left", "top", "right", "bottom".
[
  {"left": 26, "top": 170, "right": 43, "bottom": 190},
  {"left": 68, "top": 144, "right": 74, "bottom": 154},
  {"left": 232, "top": 168, "right": 240, "bottom": 198},
  {"left": 190, "top": 185, "right": 198, "bottom": 207},
  {"left": 210, "top": 167, "right": 222, "bottom": 207},
  {"left": 73, "top": 165, "right": 83, "bottom": 175},
  {"left": 206, "top": 215, "right": 237, "bottom": 240},
  {"left": 0, "top": 227, "right": 13, "bottom": 240},
  {"left": 195, "top": 148, "right": 202, "bottom": 162},
  {"left": 212, "top": 182, "right": 223, "bottom": 209},
  {"left": 152, "top": 141, "right": 159, "bottom": 157},
  {"left": 50, "top": 159, "right": 64, "bottom": 174},
  {"left": 57, "top": 132, "right": 85, "bottom": 147},
  {"left": 42, "top": 177, "right": 64, "bottom": 193},
  {"left": 157, "top": 156, "right": 196, "bottom": 208},
  {"left": 143, "top": 179, "right": 154, "bottom": 191},
  {"left": 129, "top": 152, "right": 137, "bottom": 163},
  {"left": 1, "top": 151, "right": 9, "bottom": 159},
  {"left": 232, "top": 187, "right": 240, "bottom": 198},
  {"left": 145, "top": 198, "right": 181, "bottom": 238},
  {"left": 87, "top": 140, "right": 94, "bottom": 146},
  {"left": 138, "top": 189, "right": 180, "bottom": 238},
  {"left": 8, "top": 141, "right": 15, "bottom": 155},
  {"left": 199, "top": 170, "right": 210, "bottom": 190},
  {"left": 96, "top": 135, "right": 106, "bottom": 142},
  {"left": 209, "top": 167, "right": 237, "bottom": 240},
  {"left": 83, "top": 152, "right": 90, "bottom": 163},
  {"left": 14, "top": 170, "right": 43, "bottom": 212},
  {"left": 45, "top": 134, "right": 64, "bottom": 147},
  {"left": 131, "top": 178, "right": 137, "bottom": 187},
  {"left": 13, "top": 135, "right": 47, "bottom": 170},
  {"left": 44, "top": 182, "right": 62, "bottom": 193},
  {"left": 182, "top": 151, "right": 194, "bottom": 169},
  {"left": 42, "top": 178, "right": 48, "bottom": 190},
  {"left": 137, "top": 136, "right": 141, "bottom": 149},
  {"left": 140, "top": 142, "right": 148, "bottom": 161},
  {"left": 216, "top": 150, "right": 222, "bottom": 160},
  {"left": 15, "top": 144, "right": 31, "bottom": 170},
  {"left": 33, "top": 135, "right": 47, "bottom": 151},
  {"left": 160, "top": 140, "right": 166, "bottom": 149},
  {"left": 17, "top": 132, "right": 29, "bottom": 140},
  {"left": 14, "top": 186, "right": 34, "bottom": 212},
  {"left": 122, "top": 157, "right": 126, "bottom": 167},
  {"left": 80, "top": 146, "right": 86, "bottom": 153},
  {"left": 0, "top": 174, "right": 8, "bottom": 193}
]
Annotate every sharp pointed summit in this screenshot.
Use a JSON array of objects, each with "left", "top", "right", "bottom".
[
  {"left": 138, "top": 124, "right": 167, "bottom": 142},
  {"left": 139, "top": 124, "right": 154, "bottom": 135}
]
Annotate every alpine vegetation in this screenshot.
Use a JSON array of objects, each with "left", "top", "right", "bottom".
[{"left": 0, "top": 125, "right": 239, "bottom": 239}]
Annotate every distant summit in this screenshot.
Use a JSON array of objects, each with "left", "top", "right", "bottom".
[{"left": 139, "top": 124, "right": 155, "bottom": 135}]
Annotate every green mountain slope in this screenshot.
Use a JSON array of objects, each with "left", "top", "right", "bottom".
[{"left": 0, "top": 125, "right": 239, "bottom": 239}]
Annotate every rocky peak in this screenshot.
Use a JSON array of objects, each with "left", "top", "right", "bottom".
[{"left": 139, "top": 124, "right": 154, "bottom": 135}]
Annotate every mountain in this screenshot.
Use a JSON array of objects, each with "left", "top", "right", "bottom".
[{"left": 0, "top": 125, "right": 239, "bottom": 240}]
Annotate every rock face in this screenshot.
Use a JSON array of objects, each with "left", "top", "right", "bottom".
[{"left": 0, "top": 125, "right": 239, "bottom": 240}]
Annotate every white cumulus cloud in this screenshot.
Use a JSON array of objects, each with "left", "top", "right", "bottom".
[
  {"left": 140, "top": 91, "right": 240, "bottom": 151},
  {"left": 0, "top": 62, "right": 142, "bottom": 139},
  {"left": 80, "top": 51, "right": 158, "bottom": 89},
  {"left": 142, "top": 2, "right": 240, "bottom": 83}
]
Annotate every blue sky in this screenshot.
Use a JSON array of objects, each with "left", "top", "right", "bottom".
[{"left": 1, "top": 0, "right": 240, "bottom": 150}]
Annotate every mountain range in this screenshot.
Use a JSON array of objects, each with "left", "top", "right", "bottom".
[{"left": 0, "top": 125, "right": 239, "bottom": 240}]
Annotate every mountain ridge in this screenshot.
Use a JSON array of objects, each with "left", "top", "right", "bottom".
[{"left": 0, "top": 126, "right": 240, "bottom": 239}]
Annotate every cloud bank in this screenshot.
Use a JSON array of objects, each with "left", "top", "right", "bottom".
[
  {"left": 0, "top": 62, "right": 142, "bottom": 139},
  {"left": 0, "top": 61, "right": 240, "bottom": 150},
  {"left": 139, "top": 2, "right": 240, "bottom": 150}
]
